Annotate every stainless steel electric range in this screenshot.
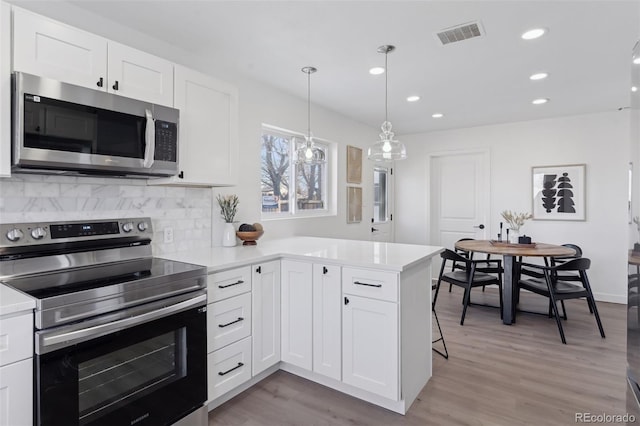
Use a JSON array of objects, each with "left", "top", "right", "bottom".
[{"left": 0, "top": 217, "right": 208, "bottom": 426}]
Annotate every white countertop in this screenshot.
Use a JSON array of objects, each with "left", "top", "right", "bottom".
[
  {"left": 160, "top": 236, "right": 444, "bottom": 273},
  {"left": 0, "top": 284, "right": 35, "bottom": 317}
]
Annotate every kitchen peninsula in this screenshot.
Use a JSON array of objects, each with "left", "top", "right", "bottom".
[{"left": 162, "top": 237, "right": 443, "bottom": 415}]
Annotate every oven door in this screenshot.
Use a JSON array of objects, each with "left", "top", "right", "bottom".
[{"left": 35, "top": 293, "right": 207, "bottom": 426}]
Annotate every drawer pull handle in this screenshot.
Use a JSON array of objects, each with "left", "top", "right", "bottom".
[
  {"left": 354, "top": 281, "right": 382, "bottom": 288},
  {"left": 218, "top": 280, "right": 244, "bottom": 289},
  {"left": 218, "top": 317, "right": 244, "bottom": 328},
  {"left": 218, "top": 362, "right": 244, "bottom": 376}
]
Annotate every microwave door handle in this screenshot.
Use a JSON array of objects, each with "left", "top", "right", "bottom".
[{"left": 143, "top": 109, "right": 155, "bottom": 168}]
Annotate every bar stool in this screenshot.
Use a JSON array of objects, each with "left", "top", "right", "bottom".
[{"left": 432, "top": 283, "right": 449, "bottom": 359}]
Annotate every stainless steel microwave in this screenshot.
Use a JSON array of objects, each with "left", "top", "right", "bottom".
[{"left": 12, "top": 72, "right": 179, "bottom": 177}]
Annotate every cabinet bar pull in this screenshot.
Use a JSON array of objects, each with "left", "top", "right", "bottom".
[
  {"left": 218, "top": 317, "right": 244, "bottom": 328},
  {"left": 96, "top": 77, "right": 103, "bottom": 87},
  {"left": 353, "top": 281, "right": 382, "bottom": 288},
  {"left": 218, "top": 280, "right": 244, "bottom": 289},
  {"left": 323, "top": 266, "right": 328, "bottom": 274},
  {"left": 218, "top": 362, "right": 244, "bottom": 376},
  {"left": 112, "top": 80, "right": 119, "bottom": 90}
]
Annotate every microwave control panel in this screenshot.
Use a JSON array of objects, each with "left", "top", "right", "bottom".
[{"left": 154, "top": 120, "right": 177, "bottom": 162}]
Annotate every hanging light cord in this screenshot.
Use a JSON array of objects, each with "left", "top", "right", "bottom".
[
  {"left": 384, "top": 50, "right": 389, "bottom": 124},
  {"left": 307, "top": 69, "right": 311, "bottom": 139}
]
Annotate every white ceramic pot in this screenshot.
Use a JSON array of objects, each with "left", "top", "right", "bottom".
[
  {"left": 509, "top": 229, "right": 520, "bottom": 244},
  {"left": 222, "top": 222, "right": 236, "bottom": 247}
]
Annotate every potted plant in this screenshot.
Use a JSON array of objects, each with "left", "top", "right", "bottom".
[
  {"left": 217, "top": 194, "right": 239, "bottom": 247},
  {"left": 500, "top": 210, "right": 533, "bottom": 243}
]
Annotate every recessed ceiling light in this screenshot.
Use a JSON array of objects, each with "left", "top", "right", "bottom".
[
  {"left": 530, "top": 72, "right": 548, "bottom": 81},
  {"left": 407, "top": 95, "right": 420, "bottom": 102},
  {"left": 634, "top": 57, "right": 640, "bottom": 65},
  {"left": 532, "top": 98, "right": 549, "bottom": 105},
  {"left": 633, "top": 86, "right": 638, "bottom": 92},
  {"left": 521, "top": 28, "right": 546, "bottom": 40},
  {"left": 369, "top": 67, "right": 385, "bottom": 75},
  {"left": 432, "top": 113, "right": 444, "bottom": 118}
]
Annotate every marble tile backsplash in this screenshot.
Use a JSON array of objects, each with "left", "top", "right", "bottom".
[{"left": 0, "top": 174, "right": 213, "bottom": 256}]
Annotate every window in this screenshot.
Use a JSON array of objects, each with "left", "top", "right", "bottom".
[
  {"left": 261, "top": 126, "right": 333, "bottom": 218},
  {"left": 373, "top": 166, "right": 389, "bottom": 222}
]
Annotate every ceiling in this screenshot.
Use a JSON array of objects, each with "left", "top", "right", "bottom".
[{"left": 18, "top": 1, "right": 640, "bottom": 135}]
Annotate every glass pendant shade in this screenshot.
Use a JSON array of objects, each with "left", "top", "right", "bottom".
[
  {"left": 368, "top": 45, "right": 407, "bottom": 162},
  {"left": 367, "top": 121, "right": 406, "bottom": 161},
  {"left": 295, "top": 66, "right": 325, "bottom": 164},
  {"left": 296, "top": 134, "right": 326, "bottom": 164}
]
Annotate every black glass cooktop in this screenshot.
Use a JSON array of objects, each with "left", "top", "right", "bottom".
[{"left": 3, "top": 257, "right": 205, "bottom": 299}]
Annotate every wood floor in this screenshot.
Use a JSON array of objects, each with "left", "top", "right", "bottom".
[{"left": 208, "top": 287, "right": 627, "bottom": 425}]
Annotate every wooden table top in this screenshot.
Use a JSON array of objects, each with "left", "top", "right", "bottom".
[
  {"left": 455, "top": 239, "right": 576, "bottom": 257},
  {"left": 629, "top": 250, "right": 640, "bottom": 266}
]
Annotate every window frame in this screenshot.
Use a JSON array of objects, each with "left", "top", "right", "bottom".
[{"left": 260, "top": 124, "right": 336, "bottom": 220}]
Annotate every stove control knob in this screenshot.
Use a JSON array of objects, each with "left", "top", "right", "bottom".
[
  {"left": 6, "top": 228, "right": 24, "bottom": 242},
  {"left": 137, "top": 221, "right": 148, "bottom": 232},
  {"left": 122, "top": 222, "right": 134, "bottom": 233},
  {"left": 31, "top": 227, "right": 47, "bottom": 240}
]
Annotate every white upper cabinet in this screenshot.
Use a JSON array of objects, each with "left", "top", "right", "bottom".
[
  {"left": 152, "top": 65, "right": 238, "bottom": 186},
  {"left": 107, "top": 41, "right": 173, "bottom": 106},
  {"left": 12, "top": 7, "right": 174, "bottom": 107},
  {"left": 0, "top": 1, "right": 11, "bottom": 177},
  {"left": 13, "top": 7, "right": 107, "bottom": 91}
]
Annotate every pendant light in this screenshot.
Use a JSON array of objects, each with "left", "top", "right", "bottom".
[
  {"left": 367, "top": 45, "right": 407, "bottom": 161},
  {"left": 296, "top": 66, "right": 326, "bottom": 164}
]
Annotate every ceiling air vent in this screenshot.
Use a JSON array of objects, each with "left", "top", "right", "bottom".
[{"left": 436, "top": 21, "right": 484, "bottom": 45}]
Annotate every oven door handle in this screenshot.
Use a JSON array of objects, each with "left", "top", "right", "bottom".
[{"left": 37, "top": 293, "right": 206, "bottom": 354}]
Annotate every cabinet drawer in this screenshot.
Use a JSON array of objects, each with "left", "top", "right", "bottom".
[
  {"left": 207, "top": 336, "right": 252, "bottom": 401},
  {"left": 208, "top": 266, "right": 251, "bottom": 302},
  {"left": 0, "top": 313, "right": 33, "bottom": 367},
  {"left": 208, "top": 293, "right": 251, "bottom": 352},
  {"left": 342, "top": 268, "right": 398, "bottom": 302}
]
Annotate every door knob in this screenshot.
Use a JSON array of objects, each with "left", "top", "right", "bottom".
[{"left": 473, "top": 224, "right": 485, "bottom": 229}]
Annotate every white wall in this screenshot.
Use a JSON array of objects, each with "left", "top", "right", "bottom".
[{"left": 395, "top": 111, "right": 630, "bottom": 303}]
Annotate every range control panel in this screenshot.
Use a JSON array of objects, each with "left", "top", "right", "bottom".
[{"left": 0, "top": 217, "right": 153, "bottom": 247}]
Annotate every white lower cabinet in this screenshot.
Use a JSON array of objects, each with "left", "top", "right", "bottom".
[
  {"left": 312, "top": 264, "right": 341, "bottom": 381},
  {"left": 281, "top": 261, "right": 342, "bottom": 379},
  {"left": 342, "top": 294, "right": 399, "bottom": 401},
  {"left": 0, "top": 311, "right": 33, "bottom": 426},
  {"left": 207, "top": 336, "right": 252, "bottom": 400},
  {"left": 281, "top": 260, "right": 313, "bottom": 370},
  {"left": 252, "top": 260, "right": 281, "bottom": 375}
]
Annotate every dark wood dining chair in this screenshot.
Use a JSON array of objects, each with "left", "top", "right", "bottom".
[
  {"left": 517, "top": 257, "right": 605, "bottom": 344},
  {"left": 434, "top": 249, "right": 503, "bottom": 325}
]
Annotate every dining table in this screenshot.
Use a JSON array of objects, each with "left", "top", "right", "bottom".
[{"left": 454, "top": 239, "right": 576, "bottom": 325}]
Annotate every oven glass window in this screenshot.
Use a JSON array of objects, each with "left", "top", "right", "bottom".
[{"left": 78, "top": 328, "right": 186, "bottom": 425}]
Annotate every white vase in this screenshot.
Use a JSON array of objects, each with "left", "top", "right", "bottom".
[
  {"left": 222, "top": 223, "right": 236, "bottom": 247},
  {"left": 509, "top": 229, "right": 520, "bottom": 244}
]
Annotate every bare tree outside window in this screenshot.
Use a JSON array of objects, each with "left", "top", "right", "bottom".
[{"left": 261, "top": 134, "right": 290, "bottom": 213}]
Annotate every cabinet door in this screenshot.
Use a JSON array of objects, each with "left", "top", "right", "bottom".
[
  {"left": 313, "top": 264, "right": 341, "bottom": 380},
  {"left": 251, "top": 260, "right": 280, "bottom": 375},
  {"left": 0, "top": 358, "right": 33, "bottom": 426},
  {"left": 13, "top": 7, "right": 108, "bottom": 91},
  {"left": 154, "top": 65, "right": 238, "bottom": 186},
  {"left": 281, "top": 260, "right": 312, "bottom": 370},
  {"left": 0, "top": 1, "right": 10, "bottom": 177},
  {"left": 342, "top": 295, "right": 398, "bottom": 401},
  {"left": 107, "top": 41, "right": 174, "bottom": 106}
]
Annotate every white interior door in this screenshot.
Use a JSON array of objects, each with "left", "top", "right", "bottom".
[
  {"left": 371, "top": 164, "right": 394, "bottom": 242},
  {"left": 429, "top": 151, "right": 490, "bottom": 252}
]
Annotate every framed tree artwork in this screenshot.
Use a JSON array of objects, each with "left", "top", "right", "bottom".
[
  {"left": 532, "top": 164, "right": 586, "bottom": 221},
  {"left": 346, "top": 145, "right": 362, "bottom": 184}
]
